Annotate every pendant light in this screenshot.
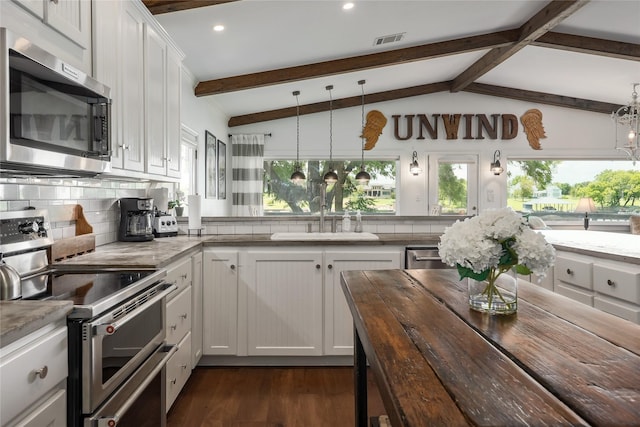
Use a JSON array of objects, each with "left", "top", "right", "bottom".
[
  {"left": 323, "top": 85, "right": 339, "bottom": 184},
  {"left": 355, "top": 79, "right": 371, "bottom": 184},
  {"left": 290, "top": 90, "right": 306, "bottom": 183}
]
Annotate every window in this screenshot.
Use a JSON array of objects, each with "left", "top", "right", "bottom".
[
  {"left": 262, "top": 159, "right": 396, "bottom": 215},
  {"left": 507, "top": 159, "right": 640, "bottom": 223},
  {"left": 429, "top": 155, "right": 478, "bottom": 216},
  {"left": 179, "top": 125, "right": 198, "bottom": 196}
]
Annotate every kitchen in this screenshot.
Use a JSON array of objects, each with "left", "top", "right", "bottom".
[{"left": 1, "top": 1, "right": 640, "bottom": 426}]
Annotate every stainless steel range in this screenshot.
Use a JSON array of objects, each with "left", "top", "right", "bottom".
[{"left": 0, "top": 209, "right": 176, "bottom": 427}]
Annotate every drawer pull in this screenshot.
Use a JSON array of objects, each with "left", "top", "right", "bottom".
[
  {"left": 230, "top": 264, "right": 236, "bottom": 270},
  {"left": 607, "top": 279, "right": 615, "bottom": 287},
  {"left": 34, "top": 365, "right": 48, "bottom": 379},
  {"left": 181, "top": 364, "right": 188, "bottom": 370},
  {"left": 181, "top": 273, "right": 188, "bottom": 279},
  {"left": 566, "top": 268, "right": 574, "bottom": 275},
  {"left": 180, "top": 313, "right": 188, "bottom": 320},
  {"left": 171, "top": 378, "right": 177, "bottom": 385},
  {"left": 170, "top": 324, "right": 177, "bottom": 331}
]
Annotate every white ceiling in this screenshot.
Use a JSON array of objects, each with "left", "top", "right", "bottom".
[{"left": 155, "top": 0, "right": 640, "bottom": 121}]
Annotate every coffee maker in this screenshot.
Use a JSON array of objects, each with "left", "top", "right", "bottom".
[{"left": 118, "top": 198, "right": 155, "bottom": 242}]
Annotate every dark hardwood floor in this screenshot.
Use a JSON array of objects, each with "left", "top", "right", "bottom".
[{"left": 167, "top": 366, "right": 386, "bottom": 427}]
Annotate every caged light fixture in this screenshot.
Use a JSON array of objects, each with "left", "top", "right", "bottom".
[
  {"left": 290, "top": 90, "right": 306, "bottom": 184},
  {"left": 612, "top": 83, "right": 640, "bottom": 165},
  {"left": 355, "top": 80, "right": 371, "bottom": 184},
  {"left": 409, "top": 151, "right": 422, "bottom": 175},
  {"left": 323, "top": 85, "right": 339, "bottom": 184},
  {"left": 490, "top": 150, "right": 504, "bottom": 175}
]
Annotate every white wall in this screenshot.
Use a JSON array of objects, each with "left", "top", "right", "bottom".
[
  {"left": 181, "top": 68, "right": 231, "bottom": 216},
  {"left": 229, "top": 90, "right": 617, "bottom": 215}
]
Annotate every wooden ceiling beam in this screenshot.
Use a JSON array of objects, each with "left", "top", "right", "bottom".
[
  {"left": 196, "top": 30, "right": 519, "bottom": 97},
  {"left": 463, "top": 83, "right": 620, "bottom": 114},
  {"left": 142, "top": 0, "right": 238, "bottom": 15},
  {"left": 533, "top": 32, "right": 640, "bottom": 61},
  {"left": 450, "top": 0, "right": 590, "bottom": 92},
  {"left": 228, "top": 82, "right": 452, "bottom": 127}
]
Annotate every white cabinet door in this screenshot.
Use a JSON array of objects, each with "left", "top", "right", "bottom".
[
  {"left": 144, "top": 23, "right": 168, "bottom": 176},
  {"left": 203, "top": 250, "right": 239, "bottom": 355},
  {"left": 45, "top": 0, "right": 90, "bottom": 48},
  {"left": 117, "top": 2, "right": 145, "bottom": 172},
  {"left": 10, "top": 0, "right": 44, "bottom": 18},
  {"left": 245, "top": 250, "right": 323, "bottom": 356},
  {"left": 191, "top": 252, "right": 203, "bottom": 366},
  {"left": 165, "top": 48, "right": 182, "bottom": 178},
  {"left": 324, "top": 249, "right": 403, "bottom": 355}
]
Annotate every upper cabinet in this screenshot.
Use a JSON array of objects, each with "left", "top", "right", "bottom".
[
  {"left": 93, "top": 0, "right": 184, "bottom": 178},
  {"left": 1, "top": 0, "right": 92, "bottom": 72}
]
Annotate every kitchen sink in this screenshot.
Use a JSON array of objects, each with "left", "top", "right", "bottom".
[{"left": 270, "top": 232, "right": 379, "bottom": 241}]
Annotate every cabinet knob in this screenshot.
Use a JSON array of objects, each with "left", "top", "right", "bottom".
[
  {"left": 566, "top": 268, "right": 573, "bottom": 275},
  {"left": 230, "top": 264, "right": 236, "bottom": 270},
  {"left": 316, "top": 264, "right": 321, "bottom": 269},
  {"left": 607, "top": 279, "right": 615, "bottom": 287},
  {"left": 34, "top": 366, "right": 48, "bottom": 379},
  {"left": 181, "top": 364, "right": 188, "bottom": 370},
  {"left": 171, "top": 378, "right": 177, "bottom": 385},
  {"left": 328, "top": 264, "right": 333, "bottom": 269}
]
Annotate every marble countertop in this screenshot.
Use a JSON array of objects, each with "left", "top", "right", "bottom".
[
  {"left": 540, "top": 230, "right": 640, "bottom": 264},
  {"left": 0, "top": 300, "right": 73, "bottom": 348}
]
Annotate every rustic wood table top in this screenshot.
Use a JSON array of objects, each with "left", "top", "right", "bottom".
[{"left": 340, "top": 269, "right": 640, "bottom": 427}]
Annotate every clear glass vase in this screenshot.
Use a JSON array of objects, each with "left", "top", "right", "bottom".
[{"left": 468, "top": 267, "right": 517, "bottom": 315}]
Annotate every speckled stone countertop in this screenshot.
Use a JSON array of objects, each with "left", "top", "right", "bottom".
[
  {"left": 0, "top": 300, "right": 73, "bottom": 348},
  {"left": 540, "top": 230, "right": 640, "bottom": 265},
  {"left": 53, "top": 234, "right": 441, "bottom": 269}
]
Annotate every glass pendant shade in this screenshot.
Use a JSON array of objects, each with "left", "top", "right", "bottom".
[{"left": 290, "top": 90, "right": 306, "bottom": 183}]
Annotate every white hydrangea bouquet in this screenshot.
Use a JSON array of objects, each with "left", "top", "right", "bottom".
[{"left": 438, "top": 208, "right": 556, "bottom": 312}]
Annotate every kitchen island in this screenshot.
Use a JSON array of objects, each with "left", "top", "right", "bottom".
[{"left": 341, "top": 268, "right": 640, "bottom": 426}]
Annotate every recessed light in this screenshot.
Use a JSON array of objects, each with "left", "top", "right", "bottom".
[
  {"left": 343, "top": 2, "right": 354, "bottom": 10},
  {"left": 213, "top": 24, "right": 225, "bottom": 32}
]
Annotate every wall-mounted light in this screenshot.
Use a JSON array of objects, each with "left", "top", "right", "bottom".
[
  {"left": 323, "top": 85, "right": 339, "bottom": 184},
  {"left": 490, "top": 150, "right": 504, "bottom": 175},
  {"left": 290, "top": 90, "right": 306, "bottom": 184},
  {"left": 409, "top": 151, "right": 422, "bottom": 175}
]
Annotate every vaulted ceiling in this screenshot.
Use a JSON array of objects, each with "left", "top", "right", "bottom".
[{"left": 144, "top": 0, "right": 640, "bottom": 127}]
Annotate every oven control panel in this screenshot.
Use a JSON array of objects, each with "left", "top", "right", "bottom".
[{"left": 0, "top": 209, "right": 54, "bottom": 254}]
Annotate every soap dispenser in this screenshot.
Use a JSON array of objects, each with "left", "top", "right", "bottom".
[
  {"left": 342, "top": 211, "right": 351, "bottom": 232},
  {"left": 354, "top": 210, "right": 363, "bottom": 233}
]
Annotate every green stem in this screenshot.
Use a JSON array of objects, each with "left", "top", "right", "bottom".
[{"left": 481, "top": 267, "right": 513, "bottom": 307}]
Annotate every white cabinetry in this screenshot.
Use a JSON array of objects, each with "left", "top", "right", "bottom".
[
  {"left": 164, "top": 255, "right": 193, "bottom": 411},
  {"left": 203, "top": 249, "right": 239, "bottom": 355},
  {"left": 191, "top": 252, "right": 203, "bottom": 366},
  {"left": 553, "top": 250, "right": 640, "bottom": 324},
  {"left": 324, "top": 249, "right": 402, "bottom": 355},
  {"left": 245, "top": 249, "right": 324, "bottom": 356},
  {"left": 0, "top": 321, "right": 68, "bottom": 427}
]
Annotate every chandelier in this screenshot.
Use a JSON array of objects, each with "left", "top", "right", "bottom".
[{"left": 612, "top": 83, "right": 639, "bottom": 165}]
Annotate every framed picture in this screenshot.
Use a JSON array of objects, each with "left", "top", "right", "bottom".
[
  {"left": 217, "top": 140, "right": 227, "bottom": 199},
  {"left": 205, "top": 130, "right": 217, "bottom": 199}
]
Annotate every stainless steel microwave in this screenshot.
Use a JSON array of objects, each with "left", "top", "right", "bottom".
[{"left": 1, "top": 28, "right": 112, "bottom": 177}]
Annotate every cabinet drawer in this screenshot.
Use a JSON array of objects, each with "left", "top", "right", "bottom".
[
  {"left": 555, "top": 283, "right": 594, "bottom": 306},
  {"left": 594, "top": 296, "right": 640, "bottom": 324},
  {"left": 166, "top": 257, "right": 192, "bottom": 300},
  {"left": 166, "top": 286, "right": 192, "bottom": 345},
  {"left": 554, "top": 254, "right": 593, "bottom": 290},
  {"left": 13, "top": 388, "right": 66, "bottom": 427},
  {"left": 166, "top": 332, "right": 192, "bottom": 411},
  {"left": 0, "top": 325, "right": 68, "bottom": 426},
  {"left": 593, "top": 263, "right": 640, "bottom": 304}
]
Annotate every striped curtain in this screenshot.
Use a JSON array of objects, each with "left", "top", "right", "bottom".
[{"left": 231, "top": 134, "right": 265, "bottom": 216}]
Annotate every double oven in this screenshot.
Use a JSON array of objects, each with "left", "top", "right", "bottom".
[{"left": 0, "top": 209, "right": 176, "bottom": 427}]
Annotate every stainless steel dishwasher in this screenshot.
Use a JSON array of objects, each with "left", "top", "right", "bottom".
[{"left": 405, "top": 246, "right": 452, "bottom": 269}]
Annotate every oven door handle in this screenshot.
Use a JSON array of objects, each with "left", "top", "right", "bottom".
[
  {"left": 93, "top": 282, "right": 177, "bottom": 336},
  {"left": 92, "top": 344, "right": 178, "bottom": 427}
]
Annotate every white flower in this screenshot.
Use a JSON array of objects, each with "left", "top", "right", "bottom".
[{"left": 438, "top": 208, "right": 555, "bottom": 279}]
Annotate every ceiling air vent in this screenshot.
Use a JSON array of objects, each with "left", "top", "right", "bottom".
[{"left": 373, "top": 32, "right": 405, "bottom": 46}]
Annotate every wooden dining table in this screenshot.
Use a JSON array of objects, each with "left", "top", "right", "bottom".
[{"left": 340, "top": 269, "right": 640, "bottom": 427}]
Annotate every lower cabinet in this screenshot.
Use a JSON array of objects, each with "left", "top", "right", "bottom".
[
  {"left": 202, "top": 246, "right": 404, "bottom": 358},
  {"left": 166, "top": 332, "right": 192, "bottom": 411},
  {"left": 553, "top": 250, "right": 640, "bottom": 324},
  {"left": 324, "top": 249, "right": 403, "bottom": 355},
  {"left": 0, "top": 321, "right": 68, "bottom": 427}
]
